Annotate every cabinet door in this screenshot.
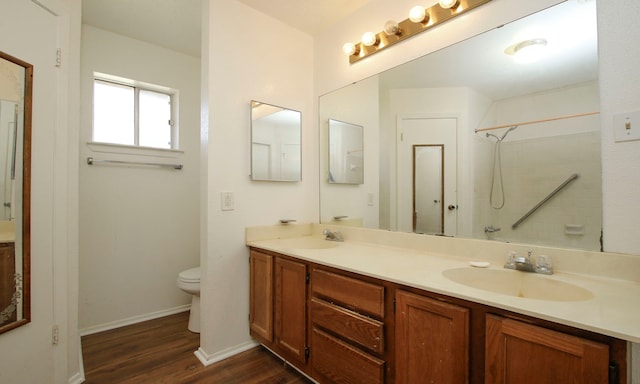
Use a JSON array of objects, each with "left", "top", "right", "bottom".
[
  {"left": 274, "top": 257, "right": 307, "bottom": 364},
  {"left": 249, "top": 250, "right": 273, "bottom": 342},
  {"left": 485, "top": 315, "right": 609, "bottom": 384},
  {"left": 0, "top": 243, "right": 16, "bottom": 325},
  {"left": 395, "top": 290, "right": 470, "bottom": 384}
]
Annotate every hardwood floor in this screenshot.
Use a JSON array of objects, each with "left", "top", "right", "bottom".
[{"left": 81, "top": 311, "right": 313, "bottom": 383}]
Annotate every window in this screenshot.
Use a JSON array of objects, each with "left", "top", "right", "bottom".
[{"left": 92, "top": 76, "right": 176, "bottom": 149}]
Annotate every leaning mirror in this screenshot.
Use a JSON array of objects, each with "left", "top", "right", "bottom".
[
  {"left": 329, "top": 119, "right": 364, "bottom": 184},
  {"left": 250, "top": 101, "right": 301, "bottom": 182},
  {"left": 319, "top": 0, "right": 601, "bottom": 251},
  {"left": 0, "top": 51, "right": 32, "bottom": 334}
]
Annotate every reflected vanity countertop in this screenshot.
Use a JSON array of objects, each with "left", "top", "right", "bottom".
[
  {"left": 246, "top": 224, "right": 640, "bottom": 344},
  {"left": 0, "top": 221, "right": 15, "bottom": 243}
]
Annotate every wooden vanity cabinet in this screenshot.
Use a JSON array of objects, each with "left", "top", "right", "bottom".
[
  {"left": 249, "top": 249, "right": 308, "bottom": 368},
  {"left": 249, "top": 247, "right": 627, "bottom": 383},
  {"left": 310, "top": 268, "right": 387, "bottom": 384},
  {"left": 395, "top": 290, "right": 470, "bottom": 384},
  {"left": 485, "top": 315, "right": 611, "bottom": 384},
  {"left": 0, "top": 242, "right": 16, "bottom": 325}
]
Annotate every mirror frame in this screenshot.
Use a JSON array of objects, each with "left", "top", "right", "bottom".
[{"left": 0, "top": 51, "right": 31, "bottom": 334}]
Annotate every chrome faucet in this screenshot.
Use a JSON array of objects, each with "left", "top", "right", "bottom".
[
  {"left": 484, "top": 225, "right": 501, "bottom": 234},
  {"left": 322, "top": 229, "right": 344, "bottom": 242},
  {"left": 504, "top": 251, "right": 553, "bottom": 275}
]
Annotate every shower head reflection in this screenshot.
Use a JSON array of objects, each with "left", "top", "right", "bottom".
[{"left": 486, "top": 125, "right": 518, "bottom": 142}]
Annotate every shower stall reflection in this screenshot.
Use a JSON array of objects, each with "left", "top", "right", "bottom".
[{"left": 474, "top": 115, "right": 601, "bottom": 250}]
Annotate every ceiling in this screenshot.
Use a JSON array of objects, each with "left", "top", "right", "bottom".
[
  {"left": 234, "top": 0, "right": 373, "bottom": 36},
  {"left": 379, "top": 0, "right": 598, "bottom": 101},
  {"left": 81, "top": 0, "right": 372, "bottom": 57}
]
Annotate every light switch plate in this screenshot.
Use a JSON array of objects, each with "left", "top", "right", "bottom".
[
  {"left": 614, "top": 110, "right": 640, "bottom": 142},
  {"left": 221, "top": 191, "right": 234, "bottom": 211}
]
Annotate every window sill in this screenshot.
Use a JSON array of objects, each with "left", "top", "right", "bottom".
[{"left": 86, "top": 141, "right": 184, "bottom": 158}]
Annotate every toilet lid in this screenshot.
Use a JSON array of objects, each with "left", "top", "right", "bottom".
[{"left": 179, "top": 267, "right": 200, "bottom": 283}]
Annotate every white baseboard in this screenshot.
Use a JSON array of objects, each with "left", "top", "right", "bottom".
[
  {"left": 68, "top": 343, "right": 86, "bottom": 384},
  {"left": 193, "top": 341, "right": 318, "bottom": 383},
  {"left": 194, "top": 340, "right": 259, "bottom": 366},
  {"left": 79, "top": 305, "right": 190, "bottom": 336},
  {"left": 68, "top": 372, "right": 84, "bottom": 384}
]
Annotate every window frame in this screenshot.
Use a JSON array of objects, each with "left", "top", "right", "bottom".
[{"left": 92, "top": 73, "right": 179, "bottom": 150}]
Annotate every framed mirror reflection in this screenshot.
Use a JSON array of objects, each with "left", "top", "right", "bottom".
[
  {"left": 329, "top": 119, "right": 363, "bottom": 184},
  {"left": 0, "top": 51, "right": 32, "bottom": 334},
  {"left": 250, "top": 100, "right": 301, "bottom": 182}
]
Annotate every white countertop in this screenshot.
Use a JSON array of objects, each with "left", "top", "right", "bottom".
[
  {"left": 0, "top": 220, "right": 15, "bottom": 243},
  {"left": 247, "top": 226, "right": 640, "bottom": 344}
]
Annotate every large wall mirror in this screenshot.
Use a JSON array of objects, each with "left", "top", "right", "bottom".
[
  {"left": 319, "top": 0, "right": 601, "bottom": 251},
  {"left": 0, "top": 51, "right": 32, "bottom": 334},
  {"left": 251, "top": 100, "right": 302, "bottom": 182}
]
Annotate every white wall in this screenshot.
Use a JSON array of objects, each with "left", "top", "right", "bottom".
[
  {"left": 598, "top": 0, "right": 640, "bottom": 256},
  {"left": 0, "top": 0, "right": 81, "bottom": 383},
  {"left": 598, "top": 0, "right": 640, "bottom": 374},
  {"left": 198, "top": 0, "right": 316, "bottom": 362},
  {"left": 78, "top": 25, "right": 200, "bottom": 332}
]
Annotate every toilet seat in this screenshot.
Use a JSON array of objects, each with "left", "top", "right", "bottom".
[{"left": 178, "top": 267, "right": 200, "bottom": 283}]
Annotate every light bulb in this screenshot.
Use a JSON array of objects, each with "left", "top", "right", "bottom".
[
  {"left": 362, "top": 32, "right": 379, "bottom": 47},
  {"left": 439, "top": 0, "right": 458, "bottom": 9},
  {"left": 342, "top": 42, "right": 357, "bottom": 56},
  {"left": 384, "top": 20, "right": 400, "bottom": 36},
  {"left": 409, "top": 5, "right": 427, "bottom": 23}
]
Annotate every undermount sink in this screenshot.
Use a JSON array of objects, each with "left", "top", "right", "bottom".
[
  {"left": 271, "top": 237, "right": 340, "bottom": 250},
  {"left": 442, "top": 267, "right": 593, "bottom": 302}
]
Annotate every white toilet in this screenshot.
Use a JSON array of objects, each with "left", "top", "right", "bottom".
[{"left": 177, "top": 267, "right": 201, "bottom": 333}]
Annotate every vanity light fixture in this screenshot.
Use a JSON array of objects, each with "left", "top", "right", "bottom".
[
  {"left": 343, "top": 0, "right": 493, "bottom": 64},
  {"left": 507, "top": 38, "right": 548, "bottom": 64}
]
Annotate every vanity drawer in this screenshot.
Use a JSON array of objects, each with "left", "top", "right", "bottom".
[
  {"left": 312, "top": 268, "right": 385, "bottom": 318},
  {"left": 311, "top": 297, "right": 384, "bottom": 354},
  {"left": 312, "top": 327, "right": 385, "bottom": 384}
]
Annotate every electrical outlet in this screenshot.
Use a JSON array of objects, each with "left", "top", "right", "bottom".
[
  {"left": 221, "top": 191, "right": 234, "bottom": 211},
  {"left": 52, "top": 325, "right": 59, "bottom": 345},
  {"left": 614, "top": 110, "right": 640, "bottom": 142}
]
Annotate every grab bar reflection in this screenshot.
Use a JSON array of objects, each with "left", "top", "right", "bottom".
[
  {"left": 511, "top": 173, "right": 579, "bottom": 229},
  {"left": 87, "top": 157, "right": 183, "bottom": 170}
]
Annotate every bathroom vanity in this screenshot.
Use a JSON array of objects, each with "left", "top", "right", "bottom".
[{"left": 247, "top": 224, "right": 638, "bottom": 383}]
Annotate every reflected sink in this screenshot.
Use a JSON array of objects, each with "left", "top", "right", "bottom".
[
  {"left": 271, "top": 237, "right": 340, "bottom": 250},
  {"left": 442, "top": 268, "right": 593, "bottom": 301}
]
